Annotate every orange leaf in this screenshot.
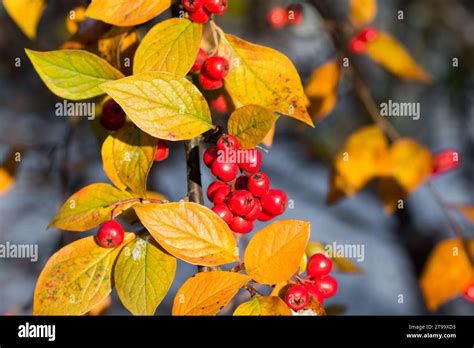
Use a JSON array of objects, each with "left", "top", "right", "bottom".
[
  {"left": 3, "top": 0, "right": 46, "bottom": 39},
  {"left": 0, "top": 148, "right": 21, "bottom": 196},
  {"left": 349, "top": 0, "right": 377, "bottom": 26}
]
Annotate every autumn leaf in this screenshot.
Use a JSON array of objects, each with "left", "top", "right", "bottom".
[
  {"left": 86, "top": 295, "right": 111, "bottom": 316},
  {"left": 262, "top": 124, "right": 276, "bottom": 148},
  {"left": 115, "top": 233, "right": 176, "bottom": 315},
  {"left": 134, "top": 202, "right": 239, "bottom": 266},
  {"left": 420, "top": 239, "right": 473, "bottom": 311},
  {"left": 172, "top": 271, "right": 250, "bottom": 315},
  {"left": 228, "top": 105, "right": 279, "bottom": 149},
  {"left": 34, "top": 234, "right": 134, "bottom": 315},
  {"left": 217, "top": 32, "right": 314, "bottom": 127},
  {"left": 101, "top": 123, "right": 158, "bottom": 197},
  {"left": 244, "top": 220, "right": 310, "bottom": 285},
  {"left": 365, "top": 31, "right": 433, "bottom": 83},
  {"left": 0, "top": 148, "right": 21, "bottom": 196},
  {"left": 25, "top": 49, "right": 124, "bottom": 100},
  {"left": 306, "top": 241, "right": 362, "bottom": 273},
  {"left": 349, "top": 0, "right": 377, "bottom": 26},
  {"left": 3, "top": 0, "right": 46, "bottom": 39},
  {"left": 49, "top": 183, "right": 135, "bottom": 232},
  {"left": 98, "top": 26, "right": 139, "bottom": 73},
  {"left": 100, "top": 72, "right": 213, "bottom": 141},
  {"left": 450, "top": 204, "right": 474, "bottom": 225},
  {"left": 233, "top": 296, "right": 291, "bottom": 316},
  {"left": 85, "top": 0, "right": 172, "bottom": 26},
  {"left": 134, "top": 18, "right": 202, "bottom": 76}
]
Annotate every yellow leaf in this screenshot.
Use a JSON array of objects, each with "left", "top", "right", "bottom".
[
  {"left": 34, "top": 234, "right": 134, "bottom": 315},
  {"left": 85, "top": 0, "right": 172, "bottom": 26},
  {"left": 305, "top": 241, "right": 362, "bottom": 273},
  {"left": 3, "top": 0, "right": 46, "bottom": 39},
  {"left": 349, "top": 0, "right": 377, "bottom": 26},
  {"left": 365, "top": 31, "right": 433, "bottom": 83},
  {"left": 420, "top": 239, "right": 473, "bottom": 311},
  {"left": 244, "top": 220, "right": 310, "bottom": 285},
  {"left": 49, "top": 183, "right": 134, "bottom": 232},
  {"left": 172, "top": 271, "right": 250, "bottom": 315},
  {"left": 101, "top": 123, "right": 158, "bottom": 197},
  {"left": 262, "top": 124, "right": 276, "bottom": 148},
  {"left": 134, "top": 202, "right": 239, "bottom": 266},
  {"left": 115, "top": 233, "right": 176, "bottom": 315},
  {"left": 98, "top": 26, "right": 139, "bottom": 72},
  {"left": 100, "top": 72, "right": 212, "bottom": 141},
  {"left": 86, "top": 295, "right": 111, "bottom": 316},
  {"left": 25, "top": 49, "right": 124, "bottom": 100},
  {"left": 0, "top": 149, "right": 20, "bottom": 196},
  {"left": 233, "top": 296, "right": 291, "bottom": 316},
  {"left": 134, "top": 18, "right": 202, "bottom": 76},
  {"left": 228, "top": 105, "right": 279, "bottom": 149},
  {"left": 451, "top": 204, "right": 474, "bottom": 225},
  {"left": 218, "top": 33, "right": 314, "bottom": 127}
]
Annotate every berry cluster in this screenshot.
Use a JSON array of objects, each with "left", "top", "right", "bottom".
[
  {"left": 204, "top": 134, "right": 288, "bottom": 233},
  {"left": 431, "top": 148, "right": 460, "bottom": 177},
  {"left": 285, "top": 253, "right": 338, "bottom": 311},
  {"left": 96, "top": 220, "right": 124, "bottom": 248},
  {"left": 349, "top": 27, "right": 379, "bottom": 55},
  {"left": 267, "top": 4, "right": 303, "bottom": 29},
  {"left": 182, "top": 0, "right": 228, "bottom": 24},
  {"left": 191, "top": 49, "right": 230, "bottom": 90}
]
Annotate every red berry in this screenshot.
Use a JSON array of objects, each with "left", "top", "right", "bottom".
[
  {"left": 258, "top": 210, "right": 276, "bottom": 222},
  {"left": 268, "top": 7, "right": 287, "bottom": 29},
  {"left": 245, "top": 199, "right": 262, "bottom": 221},
  {"left": 228, "top": 190, "right": 256, "bottom": 216},
  {"left": 212, "top": 185, "right": 231, "bottom": 204},
  {"left": 349, "top": 37, "right": 366, "bottom": 54},
  {"left": 287, "top": 4, "right": 303, "bottom": 25},
  {"left": 211, "top": 160, "right": 238, "bottom": 182},
  {"left": 217, "top": 134, "right": 239, "bottom": 152},
  {"left": 204, "top": 0, "right": 228, "bottom": 15},
  {"left": 207, "top": 180, "right": 226, "bottom": 201},
  {"left": 212, "top": 203, "right": 233, "bottom": 224},
  {"left": 307, "top": 253, "right": 332, "bottom": 278},
  {"left": 431, "top": 149, "right": 460, "bottom": 177},
  {"left": 234, "top": 174, "right": 249, "bottom": 190},
  {"left": 181, "top": 0, "right": 205, "bottom": 11},
  {"left": 229, "top": 216, "right": 254, "bottom": 234},
  {"left": 312, "top": 275, "right": 338, "bottom": 299},
  {"left": 359, "top": 27, "right": 379, "bottom": 42},
  {"left": 199, "top": 72, "right": 223, "bottom": 90},
  {"left": 203, "top": 146, "right": 219, "bottom": 167},
  {"left": 154, "top": 140, "right": 169, "bottom": 162},
  {"left": 285, "top": 284, "right": 309, "bottom": 311},
  {"left": 97, "top": 220, "right": 124, "bottom": 248},
  {"left": 238, "top": 149, "right": 262, "bottom": 173},
  {"left": 304, "top": 284, "right": 325, "bottom": 305},
  {"left": 260, "top": 189, "right": 288, "bottom": 215},
  {"left": 203, "top": 56, "right": 230, "bottom": 80},
  {"left": 190, "top": 48, "right": 208, "bottom": 73},
  {"left": 101, "top": 99, "right": 126, "bottom": 131},
  {"left": 210, "top": 94, "right": 229, "bottom": 114},
  {"left": 247, "top": 172, "right": 270, "bottom": 197},
  {"left": 188, "top": 6, "right": 211, "bottom": 23},
  {"left": 464, "top": 282, "right": 474, "bottom": 302}
]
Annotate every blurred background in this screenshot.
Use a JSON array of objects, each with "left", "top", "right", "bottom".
[{"left": 0, "top": 0, "right": 473, "bottom": 315}]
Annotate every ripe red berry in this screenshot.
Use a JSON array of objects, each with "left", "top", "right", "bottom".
[
  {"left": 245, "top": 199, "right": 262, "bottom": 221},
  {"left": 229, "top": 216, "right": 254, "bottom": 234},
  {"left": 217, "top": 134, "right": 239, "bottom": 152},
  {"left": 285, "top": 284, "right": 309, "bottom": 311},
  {"left": 359, "top": 27, "right": 379, "bottom": 42},
  {"left": 203, "top": 56, "right": 230, "bottom": 80},
  {"left": 431, "top": 149, "right": 460, "bottom": 177},
  {"left": 349, "top": 37, "right": 366, "bottom": 54},
  {"left": 258, "top": 210, "right": 276, "bottom": 222},
  {"left": 205, "top": 0, "right": 228, "bottom": 15},
  {"left": 247, "top": 172, "right": 270, "bottom": 197},
  {"left": 188, "top": 6, "right": 211, "bottom": 23},
  {"left": 199, "top": 72, "right": 223, "bottom": 90},
  {"left": 212, "top": 185, "right": 231, "bottom": 204},
  {"left": 287, "top": 4, "right": 303, "bottom": 26},
  {"left": 228, "top": 190, "right": 256, "bottom": 216},
  {"left": 154, "top": 140, "right": 169, "bottom": 162},
  {"left": 307, "top": 253, "right": 333, "bottom": 278},
  {"left": 181, "top": 0, "right": 205, "bottom": 11},
  {"left": 312, "top": 275, "right": 338, "bottom": 299},
  {"left": 304, "top": 284, "right": 325, "bottom": 305},
  {"left": 211, "top": 160, "right": 238, "bottom": 182},
  {"left": 97, "top": 220, "right": 124, "bottom": 248},
  {"left": 210, "top": 94, "right": 229, "bottom": 114},
  {"left": 212, "top": 203, "right": 233, "bottom": 224},
  {"left": 207, "top": 180, "right": 226, "bottom": 201},
  {"left": 238, "top": 149, "right": 262, "bottom": 173},
  {"left": 190, "top": 48, "right": 208, "bottom": 73},
  {"left": 268, "top": 7, "right": 287, "bottom": 29},
  {"left": 260, "top": 189, "right": 288, "bottom": 215},
  {"left": 464, "top": 282, "right": 474, "bottom": 302},
  {"left": 101, "top": 99, "right": 126, "bottom": 131},
  {"left": 203, "top": 146, "right": 219, "bottom": 167}
]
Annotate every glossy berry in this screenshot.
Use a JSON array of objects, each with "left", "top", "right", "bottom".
[
  {"left": 228, "top": 190, "right": 256, "bottom": 216},
  {"left": 101, "top": 99, "right": 126, "bottom": 131},
  {"left": 312, "top": 275, "right": 338, "bottom": 299},
  {"left": 304, "top": 284, "right": 325, "bottom": 305},
  {"left": 287, "top": 4, "right": 303, "bottom": 25},
  {"left": 154, "top": 140, "right": 169, "bottom": 162},
  {"left": 203, "top": 56, "right": 230, "bottom": 80},
  {"left": 245, "top": 199, "right": 262, "bottom": 221},
  {"left": 217, "top": 134, "right": 239, "bottom": 152},
  {"left": 247, "top": 172, "right": 270, "bottom": 197},
  {"left": 238, "top": 149, "right": 262, "bottom": 173},
  {"left": 212, "top": 203, "right": 233, "bottom": 225},
  {"left": 211, "top": 160, "right": 238, "bottom": 182},
  {"left": 212, "top": 185, "right": 231, "bottom": 204},
  {"left": 464, "top": 282, "right": 474, "bottom": 302},
  {"left": 359, "top": 27, "right": 378, "bottom": 42},
  {"left": 97, "top": 220, "right": 124, "bottom": 248},
  {"left": 205, "top": 0, "right": 228, "bottom": 15},
  {"left": 199, "top": 72, "right": 223, "bottom": 90},
  {"left": 285, "top": 284, "right": 309, "bottom": 311},
  {"left": 229, "top": 216, "right": 254, "bottom": 234},
  {"left": 258, "top": 210, "right": 276, "bottom": 222},
  {"left": 268, "top": 7, "right": 287, "bottom": 29},
  {"left": 260, "top": 189, "right": 288, "bottom": 215},
  {"left": 234, "top": 174, "right": 249, "bottom": 190},
  {"left": 349, "top": 37, "right": 366, "bottom": 54},
  {"left": 203, "top": 146, "right": 219, "bottom": 167},
  {"left": 188, "top": 6, "right": 211, "bottom": 23},
  {"left": 307, "top": 253, "right": 333, "bottom": 278},
  {"left": 207, "top": 180, "right": 226, "bottom": 201},
  {"left": 210, "top": 94, "right": 229, "bottom": 114},
  {"left": 431, "top": 149, "right": 460, "bottom": 177},
  {"left": 181, "top": 0, "right": 205, "bottom": 11},
  {"left": 190, "top": 48, "right": 208, "bottom": 73}
]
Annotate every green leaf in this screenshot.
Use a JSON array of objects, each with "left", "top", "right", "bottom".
[
  {"left": 115, "top": 233, "right": 176, "bottom": 315},
  {"left": 228, "top": 105, "right": 278, "bottom": 149},
  {"left": 100, "top": 72, "right": 213, "bottom": 141},
  {"left": 25, "top": 49, "right": 124, "bottom": 100},
  {"left": 233, "top": 296, "right": 291, "bottom": 316},
  {"left": 134, "top": 18, "right": 202, "bottom": 76},
  {"left": 49, "top": 183, "right": 134, "bottom": 232}
]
